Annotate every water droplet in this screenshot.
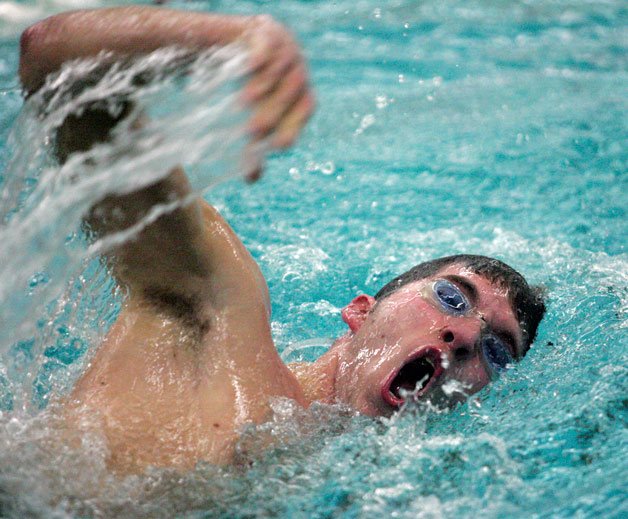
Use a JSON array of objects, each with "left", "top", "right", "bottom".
[
  {"left": 320, "top": 162, "right": 335, "bottom": 175},
  {"left": 375, "top": 95, "right": 389, "bottom": 109},
  {"left": 358, "top": 114, "right": 375, "bottom": 132}
]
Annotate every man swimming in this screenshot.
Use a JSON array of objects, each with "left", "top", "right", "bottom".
[{"left": 18, "top": 6, "right": 545, "bottom": 473}]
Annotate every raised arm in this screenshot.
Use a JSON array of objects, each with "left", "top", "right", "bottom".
[
  {"left": 18, "top": 7, "right": 314, "bottom": 315},
  {"left": 17, "top": 8, "right": 316, "bottom": 470}
]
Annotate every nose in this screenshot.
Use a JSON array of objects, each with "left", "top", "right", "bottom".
[{"left": 438, "top": 319, "right": 483, "bottom": 364}]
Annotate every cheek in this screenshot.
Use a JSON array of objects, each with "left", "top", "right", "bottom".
[{"left": 374, "top": 299, "right": 445, "bottom": 344}]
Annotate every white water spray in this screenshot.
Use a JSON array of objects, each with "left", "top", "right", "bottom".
[{"left": 0, "top": 44, "right": 256, "bottom": 411}]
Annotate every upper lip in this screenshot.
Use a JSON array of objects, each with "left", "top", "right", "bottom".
[{"left": 381, "top": 347, "right": 444, "bottom": 408}]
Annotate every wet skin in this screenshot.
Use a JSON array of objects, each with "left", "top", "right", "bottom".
[
  {"left": 325, "top": 264, "right": 524, "bottom": 417},
  {"left": 20, "top": 7, "right": 527, "bottom": 472}
]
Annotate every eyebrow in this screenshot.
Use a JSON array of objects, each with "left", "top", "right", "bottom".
[
  {"left": 443, "top": 274, "right": 522, "bottom": 359},
  {"left": 444, "top": 275, "right": 479, "bottom": 306}
]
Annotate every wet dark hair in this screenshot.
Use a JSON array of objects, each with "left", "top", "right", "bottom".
[{"left": 374, "top": 254, "right": 546, "bottom": 354}]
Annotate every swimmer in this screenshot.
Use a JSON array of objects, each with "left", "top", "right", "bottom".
[{"left": 18, "top": 6, "right": 545, "bottom": 473}]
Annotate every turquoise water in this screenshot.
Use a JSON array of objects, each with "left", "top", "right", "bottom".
[{"left": 0, "top": 0, "right": 626, "bottom": 517}]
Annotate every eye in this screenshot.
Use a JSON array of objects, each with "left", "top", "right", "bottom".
[
  {"left": 433, "top": 279, "right": 470, "bottom": 315},
  {"left": 481, "top": 334, "right": 513, "bottom": 374}
]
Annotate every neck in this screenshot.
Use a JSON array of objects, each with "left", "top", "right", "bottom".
[{"left": 288, "top": 337, "right": 346, "bottom": 406}]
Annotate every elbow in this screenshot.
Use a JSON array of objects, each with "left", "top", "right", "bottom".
[
  {"left": 19, "top": 20, "right": 43, "bottom": 57},
  {"left": 18, "top": 17, "right": 56, "bottom": 95}
]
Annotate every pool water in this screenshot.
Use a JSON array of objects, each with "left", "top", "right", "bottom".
[{"left": 0, "top": 0, "right": 626, "bottom": 517}]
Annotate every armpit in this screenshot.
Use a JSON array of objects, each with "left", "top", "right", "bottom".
[{"left": 142, "top": 286, "right": 211, "bottom": 339}]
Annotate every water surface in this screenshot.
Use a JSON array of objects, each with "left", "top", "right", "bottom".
[{"left": 0, "top": 0, "right": 626, "bottom": 517}]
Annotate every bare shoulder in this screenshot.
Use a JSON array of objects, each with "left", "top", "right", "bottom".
[
  {"left": 114, "top": 195, "right": 273, "bottom": 349},
  {"left": 198, "top": 200, "right": 270, "bottom": 316}
]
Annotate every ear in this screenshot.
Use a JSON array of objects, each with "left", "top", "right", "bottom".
[{"left": 341, "top": 294, "right": 376, "bottom": 333}]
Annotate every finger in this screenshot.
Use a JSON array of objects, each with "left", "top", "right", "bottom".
[
  {"left": 247, "top": 33, "right": 276, "bottom": 72},
  {"left": 245, "top": 167, "right": 262, "bottom": 183},
  {"left": 249, "top": 62, "right": 309, "bottom": 137},
  {"left": 246, "top": 17, "right": 289, "bottom": 70},
  {"left": 243, "top": 42, "right": 299, "bottom": 103},
  {"left": 271, "top": 91, "right": 315, "bottom": 149},
  {"left": 242, "top": 140, "right": 265, "bottom": 182}
]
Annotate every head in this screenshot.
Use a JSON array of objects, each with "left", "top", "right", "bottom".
[{"left": 327, "top": 255, "right": 545, "bottom": 416}]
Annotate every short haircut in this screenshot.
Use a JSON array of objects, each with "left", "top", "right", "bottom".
[{"left": 374, "top": 254, "right": 546, "bottom": 354}]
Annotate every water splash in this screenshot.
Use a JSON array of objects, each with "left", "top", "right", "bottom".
[
  {"left": 0, "top": 44, "right": 255, "bottom": 411},
  {"left": 0, "top": 1, "right": 625, "bottom": 517}
]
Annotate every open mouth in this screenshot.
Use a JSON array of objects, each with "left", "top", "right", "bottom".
[{"left": 381, "top": 348, "right": 443, "bottom": 408}]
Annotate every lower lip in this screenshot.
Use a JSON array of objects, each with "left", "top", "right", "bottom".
[{"left": 381, "top": 347, "right": 443, "bottom": 408}]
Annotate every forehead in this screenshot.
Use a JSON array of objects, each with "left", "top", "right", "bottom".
[{"left": 385, "top": 263, "right": 524, "bottom": 354}]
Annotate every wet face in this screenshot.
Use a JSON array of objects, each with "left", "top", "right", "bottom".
[{"left": 332, "top": 264, "right": 524, "bottom": 416}]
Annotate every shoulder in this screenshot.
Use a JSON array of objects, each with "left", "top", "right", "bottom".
[{"left": 198, "top": 201, "right": 271, "bottom": 317}]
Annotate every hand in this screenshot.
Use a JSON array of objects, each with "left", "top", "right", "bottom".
[{"left": 241, "top": 16, "right": 315, "bottom": 180}]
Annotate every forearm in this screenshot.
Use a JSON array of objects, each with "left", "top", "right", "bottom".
[
  {"left": 19, "top": 6, "right": 252, "bottom": 95},
  {"left": 20, "top": 6, "right": 313, "bottom": 148}
]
